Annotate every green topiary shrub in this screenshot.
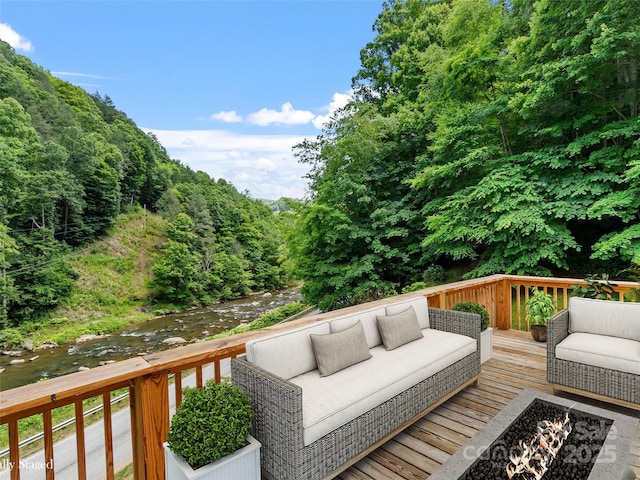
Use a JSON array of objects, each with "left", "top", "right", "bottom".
[
  {"left": 167, "top": 380, "right": 253, "bottom": 470},
  {"left": 452, "top": 302, "right": 490, "bottom": 331}
]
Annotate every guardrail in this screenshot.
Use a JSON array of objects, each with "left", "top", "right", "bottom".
[{"left": 1, "top": 274, "right": 638, "bottom": 480}]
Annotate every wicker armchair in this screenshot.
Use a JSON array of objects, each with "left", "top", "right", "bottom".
[{"left": 547, "top": 305, "right": 640, "bottom": 411}]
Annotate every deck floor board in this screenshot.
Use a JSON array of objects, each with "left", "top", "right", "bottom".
[{"left": 334, "top": 329, "right": 640, "bottom": 480}]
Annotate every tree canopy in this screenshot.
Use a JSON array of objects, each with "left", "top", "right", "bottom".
[{"left": 290, "top": 0, "right": 640, "bottom": 310}]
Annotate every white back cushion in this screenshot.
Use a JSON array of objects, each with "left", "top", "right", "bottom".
[
  {"left": 245, "top": 322, "right": 330, "bottom": 379},
  {"left": 569, "top": 297, "right": 640, "bottom": 341},
  {"left": 385, "top": 296, "right": 430, "bottom": 329},
  {"left": 329, "top": 307, "right": 386, "bottom": 348}
]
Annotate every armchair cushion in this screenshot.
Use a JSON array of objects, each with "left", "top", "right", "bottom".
[{"left": 568, "top": 297, "right": 640, "bottom": 341}]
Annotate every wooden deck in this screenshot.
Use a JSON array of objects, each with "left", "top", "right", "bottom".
[{"left": 336, "top": 329, "right": 640, "bottom": 480}]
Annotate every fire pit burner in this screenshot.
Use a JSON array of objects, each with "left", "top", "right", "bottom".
[
  {"left": 505, "top": 408, "right": 572, "bottom": 479},
  {"left": 429, "top": 389, "right": 639, "bottom": 480},
  {"left": 462, "top": 399, "right": 610, "bottom": 479}
]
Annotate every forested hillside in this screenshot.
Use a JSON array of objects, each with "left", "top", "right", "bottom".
[
  {"left": 0, "top": 40, "right": 291, "bottom": 328},
  {"left": 291, "top": 0, "right": 640, "bottom": 310}
]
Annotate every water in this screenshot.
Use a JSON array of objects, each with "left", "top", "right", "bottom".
[{"left": 0, "top": 287, "right": 302, "bottom": 391}]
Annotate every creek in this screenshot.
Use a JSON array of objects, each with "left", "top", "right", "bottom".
[{"left": 0, "top": 286, "right": 302, "bottom": 391}]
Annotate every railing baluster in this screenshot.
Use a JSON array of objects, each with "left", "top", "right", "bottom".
[
  {"left": 196, "top": 366, "right": 203, "bottom": 388},
  {"left": 9, "top": 420, "right": 19, "bottom": 480},
  {"left": 75, "top": 400, "right": 87, "bottom": 480},
  {"left": 175, "top": 371, "right": 183, "bottom": 407},
  {"left": 516, "top": 285, "right": 522, "bottom": 330},
  {"left": 129, "top": 381, "right": 145, "bottom": 480},
  {"left": 524, "top": 286, "right": 531, "bottom": 330},
  {"left": 43, "top": 410, "right": 54, "bottom": 480},
  {"left": 214, "top": 359, "right": 221, "bottom": 383},
  {"left": 103, "top": 393, "right": 114, "bottom": 480}
]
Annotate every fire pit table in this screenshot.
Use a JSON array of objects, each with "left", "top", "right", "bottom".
[{"left": 430, "top": 389, "right": 639, "bottom": 480}]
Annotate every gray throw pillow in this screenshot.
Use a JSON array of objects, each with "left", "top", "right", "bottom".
[
  {"left": 376, "top": 306, "right": 424, "bottom": 350},
  {"left": 310, "top": 320, "right": 372, "bottom": 377}
]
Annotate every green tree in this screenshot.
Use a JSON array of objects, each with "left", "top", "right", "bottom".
[
  {"left": 0, "top": 224, "right": 19, "bottom": 326},
  {"left": 416, "top": 0, "right": 640, "bottom": 276},
  {"left": 151, "top": 240, "right": 201, "bottom": 304},
  {"left": 8, "top": 229, "right": 77, "bottom": 324}
]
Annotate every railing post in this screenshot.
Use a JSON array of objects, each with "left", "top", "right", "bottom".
[
  {"left": 130, "top": 372, "right": 169, "bottom": 480},
  {"left": 495, "top": 278, "right": 512, "bottom": 330}
]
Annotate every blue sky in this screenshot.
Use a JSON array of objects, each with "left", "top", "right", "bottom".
[{"left": 0, "top": 0, "right": 383, "bottom": 199}]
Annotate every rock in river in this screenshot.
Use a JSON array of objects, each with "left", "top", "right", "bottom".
[{"left": 162, "top": 337, "right": 187, "bottom": 345}]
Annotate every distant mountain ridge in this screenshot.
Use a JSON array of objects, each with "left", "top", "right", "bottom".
[{"left": 0, "top": 40, "right": 292, "bottom": 330}]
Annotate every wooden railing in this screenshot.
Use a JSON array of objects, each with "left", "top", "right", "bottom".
[
  {"left": 423, "top": 274, "right": 638, "bottom": 330},
  {"left": 1, "top": 274, "right": 638, "bottom": 479}
]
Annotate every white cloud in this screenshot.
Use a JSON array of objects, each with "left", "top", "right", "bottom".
[
  {"left": 243, "top": 92, "right": 353, "bottom": 129},
  {"left": 254, "top": 157, "right": 277, "bottom": 171},
  {"left": 211, "top": 110, "right": 243, "bottom": 123},
  {"left": 51, "top": 71, "right": 107, "bottom": 79},
  {"left": 313, "top": 91, "right": 353, "bottom": 129},
  {"left": 0, "top": 23, "right": 32, "bottom": 52},
  {"left": 144, "top": 91, "right": 355, "bottom": 198},
  {"left": 147, "top": 128, "right": 311, "bottom": 199},
  {"left": 247, "top": 102, "right": 315, "bottom": 126}
]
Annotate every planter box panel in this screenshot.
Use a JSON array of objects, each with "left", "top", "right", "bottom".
[{"left": 164, "top": 435, "right": 261, "bottom": 480}]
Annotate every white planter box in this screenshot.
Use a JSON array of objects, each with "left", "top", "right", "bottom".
[
  {"left": 480, "top": 327, "right": 493, "bottom": 363},
  {"left": 164, "top": 434, "right": 261, "bottom": 480}
]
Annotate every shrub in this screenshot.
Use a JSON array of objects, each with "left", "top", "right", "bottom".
[
  {"left": 167, "top": 380, "right": 253, "bottom": 469},
  {"left": 0, "top": 328, "right": 24, "bottom": 349},
  {"left": 452, "top": 302, "right": 490, "bottom": 331},
  {"left": 250, "top": 301, "right": 308, "bottom": 329},
  {"left": 331, "top": 286, "right": 397, "bottom": 311},
  {"left": 212, "top": 301, "right": 310, "bottom": 339},
  {"left": 402, "top": 282, "right": 427, "bottom": 293},
  {"left": 423, "top": 264, "right": 445, "bottom": 285},
  {"left": 570, "top": 273, "right": 618, "bottom": 300}
]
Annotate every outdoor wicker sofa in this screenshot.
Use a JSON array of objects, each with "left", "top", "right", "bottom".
[
  {"left": 231, "top": 295, "right": 481, "bottom": 480},
  {"left": 547, "top": 297, "right": 640, "bottom": 410}
]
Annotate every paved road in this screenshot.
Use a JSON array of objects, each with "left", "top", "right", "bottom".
[{"left": 0, "top": 361, "right": 230, "bottom": 480}]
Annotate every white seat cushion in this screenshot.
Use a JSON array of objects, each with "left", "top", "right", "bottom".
[
  {"left": 556, "top": 332, "right": 640, "bottom": 375},
  {"left": 290, "top": 329, "right": 476, "bottom": 445}
]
